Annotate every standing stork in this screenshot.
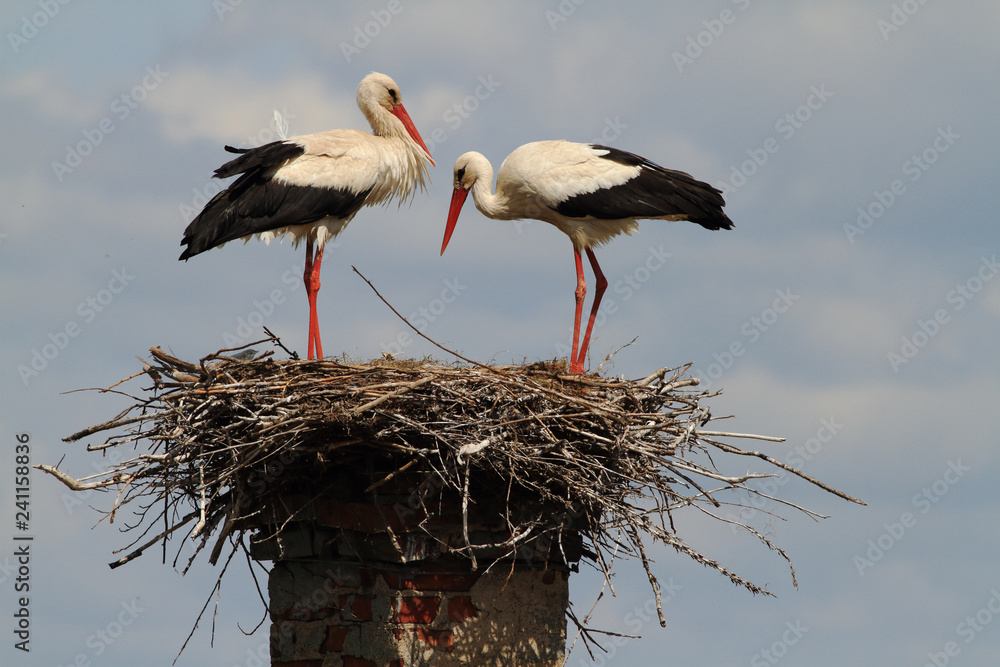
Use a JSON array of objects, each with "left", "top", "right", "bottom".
[
  {"left": 440, "top": 140, "right": 733, "bottom": 374},
  {"left": 180, "top": 72, "right": 435, "bottom": 359}
]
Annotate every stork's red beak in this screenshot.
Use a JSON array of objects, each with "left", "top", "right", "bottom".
[
  {"left": 390, "top": 103, "right": 435, "bottom": 166},
  {"left": 441, "top": 187, "right": 469, "bottom": 255}
]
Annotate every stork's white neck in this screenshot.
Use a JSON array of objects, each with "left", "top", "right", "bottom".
[{"left": 465, "top": 154, "right": 514, "bottom": 220}]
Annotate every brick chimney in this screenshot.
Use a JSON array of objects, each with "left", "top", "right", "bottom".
[{"left": 250, "top": 464, "right": 581, "bottom": 666}]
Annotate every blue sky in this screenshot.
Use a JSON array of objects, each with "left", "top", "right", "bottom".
[{"left": 2, "top": 1, "right": 999, "bottom": 664}]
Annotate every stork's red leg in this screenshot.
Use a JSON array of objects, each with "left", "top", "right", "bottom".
[
  {"left": 303, "top": 239, "right": 316, "bottom": 359},
  {"left": 575, "top": 247, "right": 607, "bottom": 374},
  {"left": 303, "top": 239, "right": 325, "bottom": 359},
  {"left": 302, "top": 238, "right": 325, "bottom": 359},
  {"left": 570, "top": 248, "right": 587, "bottom": 374},
  {"left": 311, "top": 243, "right": 324, "bottom": 358}
]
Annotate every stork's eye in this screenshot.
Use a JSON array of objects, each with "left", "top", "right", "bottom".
[
  {"left": 387, "top": 88, "right": 399, "bottom": 104},
  {"left": 456, "top": 167, "right": 466, "bottom": 180}
]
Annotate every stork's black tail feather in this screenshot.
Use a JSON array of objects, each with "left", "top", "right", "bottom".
[
  {"left": 179, "top": 141, "right": 306, "bottom": 260},
  {"left": 179, "top": 140, "right": 373, "bottom": 261},
  {"left": 213, "top": 141, "right": 302, "bottom": 180},
  {"left": 562, "top": 144, "right": 733, "bottom": 231}
]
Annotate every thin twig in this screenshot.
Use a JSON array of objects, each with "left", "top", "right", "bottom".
[{"left": 352, "top": 265, "right": 503, "bottom": 373}]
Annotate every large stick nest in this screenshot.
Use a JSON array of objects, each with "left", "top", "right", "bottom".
[{"left": 42, "top": 339, "right": 862, "bottom": 630}]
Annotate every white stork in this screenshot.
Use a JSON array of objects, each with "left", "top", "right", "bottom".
[
  {"left": 440, "top": 140, "right": 733, "bottom": 374},
  {"left": 180, "top": 72, "right": 435, "bottom": 359}
]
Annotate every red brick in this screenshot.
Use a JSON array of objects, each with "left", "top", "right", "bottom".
[
  {"left": 273, "top": 662, "right": 323, "bottom": 667},
  {"left": 447, "top": 596, "right": 477, "bottom": 623},
  {"left": 379, "top": 570, "right": 481, "bottom": 593},
  {"left": 348, "top": 595, "right": 373, "bottom": 621},
  {"left": 375, "top": 570, "right": 401, "bottom": 589},
  {"left": 320, "top": 626, "right": 350, "bottom": 653},
  {"left": 416, "top": 628, "right": 455, "bottom": 652},
  {"left": 378, "top": 567, "right": 480, "bottom": 590},
  {"left": 394, "top": 596, "right": 440, "bottom": 624},
  {"left": 271, "top": 602, "right": 338, "bottom": 622},
  {"left": 358, "top": 566, "right": 375, "bottom": 588}
]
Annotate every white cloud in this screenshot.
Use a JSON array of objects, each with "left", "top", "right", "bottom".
[
  {"left": 1, "top": 69, "right": 105, "bottom": 123},
  {"left": 145, "top": 66, "right": 357, "bottom": 145}
]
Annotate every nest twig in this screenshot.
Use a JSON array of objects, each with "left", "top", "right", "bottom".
[{"left": 40, "top": 336, "right": 863, "bottom": 638}]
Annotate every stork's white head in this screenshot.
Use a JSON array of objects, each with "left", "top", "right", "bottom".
[
  {"left": 452, "top": 151, "right": 489, "bottom": 192},
  {"left": 356, "top": 72, "right": 434, "bottom": 166},
  {"left": 441, "top": 152, "right": 494, "bottom": 255},
  {"left": 356, "top": 72, "right": 402, "bottom": 115}
]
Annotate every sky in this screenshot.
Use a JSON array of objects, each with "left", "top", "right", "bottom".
[{"left": 2, "top": 1, "right": 999, "bottom": 664}]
